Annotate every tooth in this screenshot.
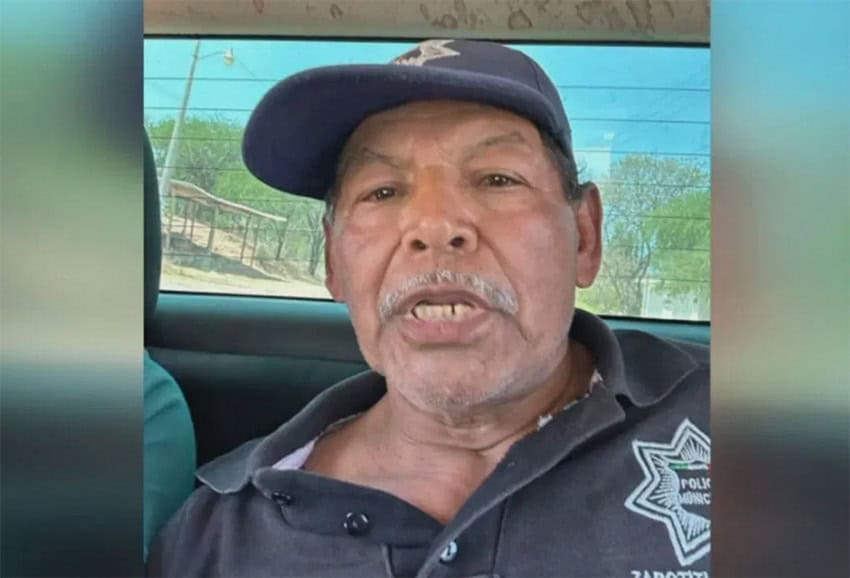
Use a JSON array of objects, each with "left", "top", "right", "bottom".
[
  {"left": 413, "top": 302, "right": 478, "bottom": 321},
  {"left": 412, "top": 304, "right": 438, "bottom": 320}
]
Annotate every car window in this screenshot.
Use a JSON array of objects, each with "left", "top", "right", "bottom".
[{"left": 144, "top": 39, "right": 709, "bottom": 320}]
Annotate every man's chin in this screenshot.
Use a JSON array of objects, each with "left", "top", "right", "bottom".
[{"left": 385, "top": 364, "right": 516, "bottom": 415}]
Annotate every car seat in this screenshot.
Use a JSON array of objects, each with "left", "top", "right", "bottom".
[{"left": 143, "top": 129, "right": 197, "bottom": 560}]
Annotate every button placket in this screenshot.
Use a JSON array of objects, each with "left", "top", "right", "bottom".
[
  {"left": 271, "top": 491, "right": 294, "bottom": 506},
  {"left": 439, "top": 540, "right": 458, "bottom": 564},
  {"left": 343, "top": 512, "right": 371, "bottom": 536}
]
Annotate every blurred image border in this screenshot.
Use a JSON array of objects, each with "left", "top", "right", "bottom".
[{"left": 0, "top": 0, "right": 847, "bottom": 576}]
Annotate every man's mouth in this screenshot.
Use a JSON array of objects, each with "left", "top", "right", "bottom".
[
  {"left": 397, "top": 288, "right": 491, "bottom": 320},
  {"left": 393, "top": 289, "right": 495, "bottom": 344},
  {"left": 410, "top": 300, "right": 477, "bottom": 321},
  {"left": 378, "top": 270, "right": 519, "bottom": 324}
]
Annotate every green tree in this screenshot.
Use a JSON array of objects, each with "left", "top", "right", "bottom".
[
  {"left": 146, "top": 116, "right": 244, "bottom": 196},
  {"left": 303, "top": 204, "right": 326, "bottom": 277},
  {"left": 578, "top": 154, "right": 710, "bottom": 317},
  {"left": 645, "top": 189, "right": 710, "bottom": 318}
]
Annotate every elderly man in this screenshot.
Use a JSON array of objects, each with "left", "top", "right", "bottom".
[{"left": 149, "top": 39, "right": 710, "bottom": 578}]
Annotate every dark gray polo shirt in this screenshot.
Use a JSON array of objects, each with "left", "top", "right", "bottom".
[{"left": 149, "top": 309, "right": 710, "bottom": 578}]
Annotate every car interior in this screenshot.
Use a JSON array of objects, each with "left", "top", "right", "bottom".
[{"left": 143, "top": 0, "right": 711, "bottom": 469}]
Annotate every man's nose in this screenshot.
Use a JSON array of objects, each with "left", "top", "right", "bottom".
[{"left": 400, "top": 180, "right": 478, "bottom": 255}]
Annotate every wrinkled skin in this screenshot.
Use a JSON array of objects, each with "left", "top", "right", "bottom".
[{"left": 325, "top": 100, "right": 603, "bottom": 424}]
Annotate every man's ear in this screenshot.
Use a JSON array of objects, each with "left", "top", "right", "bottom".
[
  {"left": 574, "top": 183, "right": 603, "bottom": 289},
  {"left": 323, "top": 219, "right": 345, "bottom": 302}
]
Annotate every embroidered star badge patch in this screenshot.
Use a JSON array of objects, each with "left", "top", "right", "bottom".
[
  {"left": 392, "top": 39, "right": 460, "bottom": 66},
  {"left": 625, "top": 419, "right": 711, "bottom": 566}
]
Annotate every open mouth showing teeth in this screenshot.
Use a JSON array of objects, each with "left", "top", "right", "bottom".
[{"left": 411, "top": 301, "right": 477, "bottom": 321}]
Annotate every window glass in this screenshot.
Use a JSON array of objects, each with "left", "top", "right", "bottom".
[{"left": 144, "top": 39, "right": 709, "bottom": 320}]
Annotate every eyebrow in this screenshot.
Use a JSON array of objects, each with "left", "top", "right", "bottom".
[
  {"left": 338, "top": 130, "right": 533, "bottom": 180},
  {"left": 461, "top": 131, "right": 532, "bottom": 163},
  {"left": 339, "top": 147, "right": 407, "bottom": 177}
]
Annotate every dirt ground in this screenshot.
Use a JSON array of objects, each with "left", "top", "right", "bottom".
[
  {"left": 161, "top": 261, "right": 331, "bottom": 298},
  {"left": 161, "top": 213, "right": 331, "bottom": 299}
]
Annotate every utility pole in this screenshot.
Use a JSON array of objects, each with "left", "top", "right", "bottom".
[
  {"left": 158, "top": 40, "right": 233, "bottom": 249},
  {"left": 159, "top": 39, "right": 201, "bottom": 200}
]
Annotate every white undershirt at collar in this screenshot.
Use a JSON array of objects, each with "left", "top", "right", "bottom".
[
  {"left": 272, "top": 369, "right": 604, "bottom": 471},
  {"left": 272, "top": 438, "right": 316, "bottom": 471}
]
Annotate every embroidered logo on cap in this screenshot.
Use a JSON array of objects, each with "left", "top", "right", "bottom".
[
  {"left": 625, "top": 419, "right": 711, "bottom": 566},
  {"left": 393, "top": 39, "right": 460, "bottom": 66}
]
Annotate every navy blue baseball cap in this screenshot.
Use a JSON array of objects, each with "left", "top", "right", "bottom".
[{"left": 243, "top": 39, "right": 572, "bottom": 200}]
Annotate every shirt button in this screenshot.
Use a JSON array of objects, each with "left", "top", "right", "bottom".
[
  {"left": 439, "top": 540, "right": 458, "bottom": 563},
  {"left": 271, "top": 492, "right": 294, "bottom": 506},
  {"left": 343, "top": 512, "right": 370, "bottom": 536}
]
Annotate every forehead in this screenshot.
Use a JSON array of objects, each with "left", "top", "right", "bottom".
[{"left": 343, "top": 100, "right": 541, "bottom": 149}]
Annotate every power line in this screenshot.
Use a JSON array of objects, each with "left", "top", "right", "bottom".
[
  {"left": 596, "top": 181, "right": 709, "bottom": 189},
  {"left": 595, "top": 274, "right": 709, "bottom": 284},
  {"left": 148, "top": 135, "right": 244, "bottom": 142},
  {"left": 144, "top": 109, "right": 709, "bottom": 125},
  {"left": 606, "top": 244, "right": 709, "bottom": 251},
  {"left": 146, "top": 107, "right": 254, "bottom": 114},
  {"left": 577, "top": 149, "right": 709, "bottom": 158},
  {"left": 162, "top": 198, "right": 713, "bottom": 216},
  {"left": 556, "top": 84, "right": 709, "bottom": 93},
  {"left": 158, "top": 149, "right": 710, "bottom": 172},
  {"left": 162, "top": 230, "right": 709, "bottom": 250},
  {"left": 144, "top": 76, "right": 711, "bottom": 93},
  {"left": 573, "top": 117, "right": 708, "bottom": 125},
  {"left": 157, "top": 184, "right": 711, "bottom": 196},
  {"left": 603, "top": 213, "right": 710, "bottom": 221},
  {"left": 151, "top": 132, "right": 715, "bottom": 143},
  {"left": 164, "top": 209, "right": 709, "bottom": 222}
]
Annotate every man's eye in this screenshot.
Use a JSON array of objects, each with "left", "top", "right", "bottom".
[
  {"left": 368, "top": 187, "right": 397, "bottom": 201},
  {"left": 482, "top": 174, "right": 520, "bottom": 187}
]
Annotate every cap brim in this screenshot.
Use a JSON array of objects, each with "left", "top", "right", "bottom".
[{"left": 242, "top": 63, "right": 566, "bottom": 200}]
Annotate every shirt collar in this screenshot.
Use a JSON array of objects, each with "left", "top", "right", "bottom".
[
  {"left": 197, "top": 308, "right": 701, "bottom": 494},
  {"left": 196, "top": 369, "right": 386, "bottom": 494},
  {"left": 569, "top": 308, "right": 701, "bottom": 407}
]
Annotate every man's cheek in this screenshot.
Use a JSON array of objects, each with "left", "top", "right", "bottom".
[
  {"left": 531, "top": 224, "right": 577, "bottom": 279},
  {"left": 335, "top": 246, "right": 366, "bottom": 291}
]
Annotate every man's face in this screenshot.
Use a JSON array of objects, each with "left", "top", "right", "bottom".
[{"left": 325, "top": 100, "right": 602, "bottom": 415}]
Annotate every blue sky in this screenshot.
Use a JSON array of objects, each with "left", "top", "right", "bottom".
[{"left": 144, "top": 39, "right": 709, "bottom": 180}]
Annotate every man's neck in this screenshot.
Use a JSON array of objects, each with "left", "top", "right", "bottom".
[
  {"left": 371, "top": 338, "right": 594, "bottom": 466},
  {"left": 304, "top": 339, "right": 595, "bottom": 523}
]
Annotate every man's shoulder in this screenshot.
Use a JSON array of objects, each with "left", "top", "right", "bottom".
[
  {"left": 191, "top": 368, "right": 388, "bottom": 495},
  {"left": 149, "top": 438, "right": 261, "bottom": 566},
  {"left": 615, "top": 328, "right": 709, "bottom": 368},
  {"left": 608, "top": 325, "right": 708, "bottom": 409},
  {"left": 570, "top": 310, "right": 708, "bottom": 408},
  {"left": 195, "top": 437, "right": 265, "bottom": 494},
  {"left": 147, "top": 482, "right": 223, "bottom": 575}
]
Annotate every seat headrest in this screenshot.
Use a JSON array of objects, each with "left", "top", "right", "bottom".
[{"left": 144, "top": 130, "right": 161, "bottom": 334}]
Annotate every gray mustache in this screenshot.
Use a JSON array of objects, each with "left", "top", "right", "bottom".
[{"left": 379, "top": 269, "right": 519, "bottom": 322}]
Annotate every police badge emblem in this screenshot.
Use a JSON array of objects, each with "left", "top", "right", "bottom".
[{"left": 625, "top": 419, "right": 711, "bottom": 566}]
